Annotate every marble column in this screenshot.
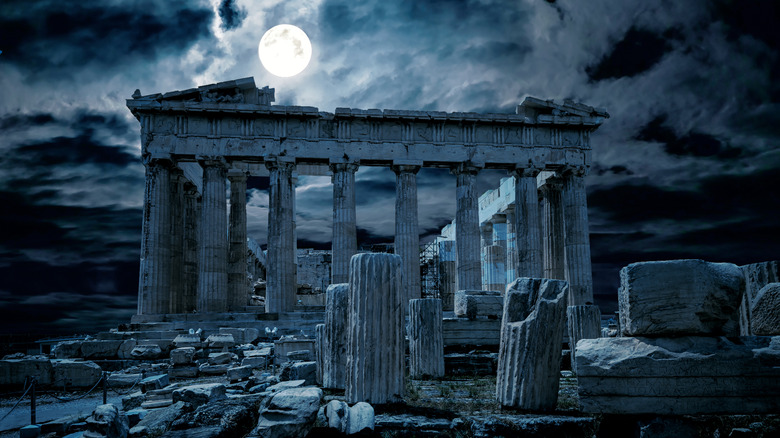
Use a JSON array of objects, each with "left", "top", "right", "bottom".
[
  {"left": 452, "top": 163, "right": 482, "bottom": 291},
  {"left": 137, "top": 157, "right": 173, "bottom": 315},
  {"left": 512, "top": 167, "right": 543, "bottom": 278},
  {"left": 182, "top": 182, "right": 200, "bottom": 313},
  {"left": 409, "top": 298, "right": 444, "bottom": 378},
  {"left": 562, "top": 166, "right": 594, "bottom": 306},
  {"left": 227, "top": 169, "right": 249, "bottom": 311},
  {"left": 541, "top": 176, "right": 565, "bottom": 280},
  {"left": 504, "top": 206, "right": 518, "bottom": 284},
  {"left": 480, "top": 222, "right": 493, "bottom": 291},
  {"left": 331, "top": 163, "right": 358, "bottom": 285},
  {"left": 197, "top": 158, "right": 229, "bottom": 313},
  {"left": 490, "top": 216, "right": 507, "bottom": 293},
  {"left": 168, "top": 167, "right": 185, "bottom": 313},
  {"left": 266, "top": 158, "right": 297, "bottom": 314},
  {"left": 437, "top": 240, "right": 457, "bottom": 310},
  {"left": 394, "top": 165, "right": 421, "bottom": 305}
]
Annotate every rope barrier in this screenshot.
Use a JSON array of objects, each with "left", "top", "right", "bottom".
[
  {"left": 106, "top": 377, "right": 142, "bottom": 396},
  {"left": 41, "top": 375, "right": 104, "bottom": 402},
  {"left": 0, "top": 378, "right": 32, "bottom": 424}
]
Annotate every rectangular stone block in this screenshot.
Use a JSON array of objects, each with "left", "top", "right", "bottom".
[
  {"left": 274, "top": 339, "right": 315, "bottom": 365},
  {"left": 576, "top": 336, "right": 780, "bottom": 415},
  {"left": 51, "top": 360, "right": 102, "bottom": 387},
  {"left": 442, "top": 318, "right": 500, "bottom": 346},
  {"left": 219, "top": 327, "right": 259, "bottom": 344},
  {"left": 454, "top": 290, "right": 502, "bottom": 319},
  {"left": 0, "top": 358, "right": 53, "bottom": 386},
  {"left": 618, "top": 260, "right": 744, "bottom": 336},
  {"left": 81, "top": 340, "right": 123, "bottom": 359}
]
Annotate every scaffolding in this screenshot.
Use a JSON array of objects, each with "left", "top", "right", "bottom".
[{"left": 420, "top": 240, "right": 440, "bottom": 299}]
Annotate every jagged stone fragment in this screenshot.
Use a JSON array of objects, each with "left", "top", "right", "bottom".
[
  {"left": 751, "top": 283, "right": 780, "bottom": 335},
  {"left": 251, "top": 387, "right": 323, "bottom": 437}
]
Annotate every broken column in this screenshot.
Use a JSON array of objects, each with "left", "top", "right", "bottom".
[
  {"left": 331, "top": 162, "right": 358, "bottom": 285},
  {"left": 323, "top": 283, "right": 349, "bottom": 389},
  {"left": 453, "top": 163, "right": 482, "bottom": 290},
  {"left": 394, "top": 164, "right": 421, "bottom": 306},
  {"left": 512, "top": 167, "right": 543, "bottom": 278},
  {"left": 496, "top": 278, "right": 568, "bottom": 410},
  {"left": 137, "top": 156, "right": 173, "bottom": 315},
  {"left": 567, "top": 304, "right": 601, "bottom": 371},
  {"left": 315, "top": 323, "right": 325, "bottom": 386},
  {"left": 197, "top": 157, "right": 229, "bottom": 313},
  {"left": 181, "top": 182, "right": 200, "bottom": 313},
  {"left": 227, "top": 169, "right": 249, "bottom": 311},
  {"left": 345, "top": 254, "right": 404, "bottom": 404},
  {"left": 738, "top": 261, "right": 780, "bottom": 335},
  {"left": 266, "top": 157, "right": 297, "bottom": 314},
  {"left": 408, "top": 298, "right": 444, "bottom": 378}
]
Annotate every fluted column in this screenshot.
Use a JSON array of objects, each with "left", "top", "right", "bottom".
[
  {"left": 452, "top": 163, "right": 482, "bottom": 290},
  {"left": 197, "top": 158, "right": 229, "bottom": 313},
  {"left": 437, "top": 240, "right": 457, "bottom": 310},
  {"left": 409, "top": 298, "right": 444, "bottom": 378},
  {"left": 562, "top": 166, "right": 594, "bottom": 305},
  {"left": 486, "top": 216, "right": 507, "bottom": 293},
  {"left": 266, "top": 158, "right": 297, "bottom": 314},
  {"left": 541, "top": 176, "right": 565, "bottom": 280},
  {"left": 168, "top": 167, "right": 185, "bottom": 313},
  {"left": 512, "top": 167, "right": 543, "bottom": 278},
  {"left": 394, "top": 165, "right": 421, "bottom": 306},
  {"left": 480, "top": 222, "right": 493, "bottom": 291},
  {"left": 227, "top": 169, "right": 249, "bottom": 311},
  {"left": 504, "top": 206, "right": 517, "bottom": 284},
  {"left": 331, "top": 163, "right": 358, "bottom": 285},
  {"left": 182, "top": 182, "right": 200, "bottom": 313},
  {"left": 137, "top": 157, "right": 173, "bottom": 315}
]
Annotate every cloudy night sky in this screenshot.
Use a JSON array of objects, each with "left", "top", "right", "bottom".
[{"left": 1, "top": 0, "right": 778, "bottom": 336}]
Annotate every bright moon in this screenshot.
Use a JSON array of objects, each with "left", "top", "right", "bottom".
[{"left": 258, "top": 24, "right": 312, "bottom": 78}]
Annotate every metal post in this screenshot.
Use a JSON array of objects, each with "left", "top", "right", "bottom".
[
  {"left": 102, "top": 372, "right": 107, "bottom": 404},
  {"left": 30, "top": 377, "right": 36, "bottom": 425}
]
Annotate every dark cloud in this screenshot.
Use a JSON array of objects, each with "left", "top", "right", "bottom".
[
  {"left": 635, "top": 115, "right": 742, "bottom": 158},
  {"left": 0, "top": 1, "right": 213, "bottom": 74},
  {"left": 218, "top": 0, "right": 246, "bottom": 31},
  {"left": 587, "top": 26, "right": 679, "bottom": 81},
  {"left": 13, "top": 135, "right": 136, "bottom": 167}
]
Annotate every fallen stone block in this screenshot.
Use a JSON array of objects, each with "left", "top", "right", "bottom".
[
  {"left": 170, "top": 397, "right": 262, "bottom": 437},
  {"left": 219, "top": 327, "right": 259, "bottom": 344},
  {"left": 172, "top": 334, "right": 202, "bottom": 349},
  {"left": 227, "top": 365, "right": 252, "bottom": 382},
  {"left": 264, "top": 379, "right": 305, "bottom": 394},
  {"left": 52, "top": 360, "right": 102, "bottom": 387},
  {"left": 125, "top": 409, "right": 147, "bottom": 427},
  {"left": 139, "top": 374, "right": 169, "bottom": 393},
  {"left": 19, "top": 425, "right": 40, "bottom": 438},
  {"left": 241, "top": 356, "right": 268, "bottom": 369},
  {"left": 52, "top": 340, "right": 83, "bottom": 359},
  {"left": 206, "top": 333, "right": 235, "bottom": 349},
  {"left": 751, "top": 283, "right": 780, "bottom": 335},
  {"left": 85, "top": 404, "right": 129, "bottom": 438},
  {"left": 286, "top": 350, "right": 312, "bottom": 361},
  {"left": 168, "top": 365, "right": 198, "bottom": 378},
  {"left": 131, "top": 343, "right": 163, "bottom": 360},
  {"left": 172, "top": 383, "right": 227, "bottom": 408},
  {"left": 576, "top": 336, "right": 780, "bottom": 414},
  {"left": 81, "top": 340, "right": 123, "bottom": 359},
  {"left": 107, "top": 373, "right": 142, "bottom": 388},
  {"left": 243, "top": 348, "right": 271, "bottom": 358},
  {"left": 207, "top": 351, "right": 237, "bottom": 365},
  {"left": 170, "top": 347, "right": 196, "bottom": 365},
  {"left": 129, "top": 401, "right": 186, "bottom": 437},
  {"left": 41, "top": 414, "right": 82, "bottom": 436},
  {"left": 252, "top": 387, "right": 323, "bottom": 437},
  {"left": 198, "top": 363, "right": 229, "bottom": 375},
  {"left": 290, "top": 361, "right": 317, "bottom": 385},
  {"left": 0, "top": 357, "right": 53, "bottom": 385},
  {"left": 116, "top": 339, "right": 138, "bottom": 360},
  {"left": 122, "top": 391, "right": 145, "bottom": 411},
  {"left": 454, "top": 290, "right": 503, "bottom": 319},
  {"left": 496, "top": 278, "right": 568, "bottom": 410},
  {"left": 274, "top": 339, "right": 314, "bottom": 365},
  {"left": 619, "top": 259, "right": 744, "bottom": 336}
]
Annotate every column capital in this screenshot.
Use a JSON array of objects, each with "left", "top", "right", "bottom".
[
  {"left": 265, "top": 157, "right": 296, "bottom": 172},
  {"left": 227, "top": 168, "right": 249, "bottom": 181},
  {"left": 391, "top": 164, "right": 421, "bottom": 175},
  {"left": 561, "top": 165, "right": 588, "bottom": 178},
  {"left": 329, "top": 162, "right": 359, "bottom": 174},
  {"left": 512, "top": 165, "right": 541, "bottom": 178},
  {"left": 451, "top": 162, "right": 481, "bottom": 176},
  {"left": 197, "top": 155, "right": 228, "bottom": 168},
  {"left": 142, "top": 154, "right": 173, "bottom": 168},
  {"left": 539, "top": 175, "right": 564, "bottom": 192}
]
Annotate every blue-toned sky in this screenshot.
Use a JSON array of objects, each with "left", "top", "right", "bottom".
[{"left": 1, "top": 0, "right": 778, "bottom": 335}]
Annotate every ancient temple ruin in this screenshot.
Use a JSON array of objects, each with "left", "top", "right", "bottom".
[{"left": 126, "top": 77, "right": 608, "bottom": 325}]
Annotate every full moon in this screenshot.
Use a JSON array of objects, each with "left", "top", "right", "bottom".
[{"left": 258, "top": 24, "right": 312, "bottom": 78}]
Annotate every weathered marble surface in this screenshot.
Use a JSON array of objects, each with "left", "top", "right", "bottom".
[
  {"left": 751, "top": 283, "right": 780, "bottom": 335},
  {"left": 739, "top": 261, "right": 780, "bottom": 335},
  {"left": 252, "top": 387, "right": 323, "bottom": 438},
  {"left": 576, "top": 336, "right": 780, "bottom": 415},
  {"left": 619, "top": 259, "right": 744, "bottom": 336},
  {"left": 454, "top": 290, "right": 502, "bottom": 320},
  {"left": 567, "top": 304, "right": 601, "bottom": 372},
  {"left": 409, "top": 298, "right": 444, "bottom": 378},
  {"left": 496, "top": 278, "right": 568, "bottom": 410},
  {"left": 323, "top": 283, "right": 348, "bottom": 389},
  {"left": 345, "top": 253, "right": 405, "bottom": 404}
]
